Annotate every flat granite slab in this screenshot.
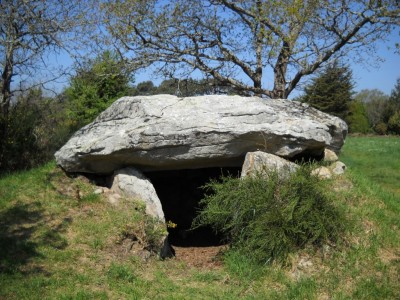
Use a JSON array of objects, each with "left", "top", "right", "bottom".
[{"left": 55, "top": 95, "right": 347, "bottom": 174}]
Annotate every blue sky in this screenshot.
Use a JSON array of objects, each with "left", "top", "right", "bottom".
[
  {"left": 351, "top": 46, "right": 399, "bottom": 96},
  {"left": 132, "top": 30, "right": 400, "bottom": 98},
  {"left": 49, "top": 30, "right": 399, "bottom": 98}
]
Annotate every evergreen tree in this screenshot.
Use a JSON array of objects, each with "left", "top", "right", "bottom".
[
  {"left": 66, "top": 51, "right": 133, "bottom": 130},
  {"left": 300, "top": 62, "right": 354, "bottom": 120}
]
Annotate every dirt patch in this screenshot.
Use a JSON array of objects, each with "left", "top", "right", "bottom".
[
  {"left": 173, "top": 245, "right": 227, "bottom": 269},
  {"left": 379, "top": 248, "right": 400, "bottom": 264}
]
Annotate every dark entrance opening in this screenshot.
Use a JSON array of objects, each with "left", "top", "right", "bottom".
[{"left": 144, "top": 167, "right": 241, "bottom": 247}]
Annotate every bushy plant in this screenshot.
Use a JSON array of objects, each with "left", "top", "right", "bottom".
[
  {"left": 0, "top": 100, "right": 42, "bottom": 171},
  {"left": 374, "top": 122, "right": 388, "bottom": 135},
  {"left": 0, "top": 89, "right": 73, "bottom": 174},
  {"left": 194, "top": 165, "right": 347, "bottom": 264},
  {"left": 119, "top": 200, "right": 167, "bottom": 255}
]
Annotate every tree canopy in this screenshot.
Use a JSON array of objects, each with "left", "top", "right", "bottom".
[
  {"left": 299, "top": 61, "right": 354, "bottom": 120},
  {"left": 387, "top": 78, "right": 400, "bottom": 134},
  {"left": 0, "top": 0, "right": 88, "bottom": 117},
  {"left": 355, "top": 89, "right": 390, "bottom": 130},
  {"left": 0, "top": 0, "right": 90, "bottom": 170},
  {"left": 135, "top": 78, "right": 238, "bottom": 97},
  {"left": 100, "top": 0, "right": 399, "bottom": 99},
  {"left": 66, "top": 51, "right": 133, "bottom": 129}
]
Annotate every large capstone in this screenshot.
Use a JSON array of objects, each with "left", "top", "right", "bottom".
[{"left": 55, "top": 95, "right": 347, "bottom": 174}]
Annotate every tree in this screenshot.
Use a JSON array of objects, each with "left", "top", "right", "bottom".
[
  {"left": 300, "top": 62, "right": 354, "bottom": 120},
  {"left": 355, "top": 89, "right": 390, "bottom": 129},
  {"left": 0, "top": 88, "right": 54, "bottom": 172},
  {"left": 0, "top": 0, "right": 88, "bottom": 118},
  {"left": 156, "top": 79, "right": 206, "bottom": 96},
  {"left": 154, "top": 78, "right": 237, "bottom": 96},
  {"left": 136, "top": 81, "right": 157, "bottom": 95},
  {"left": 0, "top": 0, "right": 90, "bottom": 169},
  {"left": 389, "top": 77, "right": 400, "bottom": 107},
  {"left": 100, "top": 0, "right": 399, "bottom": 99},
  {"left": 388, "top": 111, "right": 400, "bottom": 134},
  {"left": 66, "top": 51, "right": 133, "bottom": 129},
  {"left": 387, "top": 77, "right": 400, "bottom": 134},
  {"left": 346, "top": 100, "right": 370, "bottom": 134}
]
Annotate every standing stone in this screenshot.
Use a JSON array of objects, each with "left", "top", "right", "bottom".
[
  {"left": 111, "top": 167, "right": 174, "bottom": 258},
  {"left": 111, "top": 167, "right": 165, "bottom": 221}
]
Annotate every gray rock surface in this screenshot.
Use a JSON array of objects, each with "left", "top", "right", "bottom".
[
  {"left": 331, "top": 161, "right": 347, "bottom": 175},
  {"left": 55, "top": 95, "right": 347, "bottom": 174},
  {"left": 111, "top": 167, "right": 165, "bottom": 221},
  {"left": 323, "top": 149, "right": 339, "bottom": 162},
  {"left": 311, "top": 166, "right": 333, "bottom": 179},
  {"left": 241, "top": 151, "right": 299, "bottom": 178},
  {"left": 311, "top": 161, "right": 347, "bottom": 180}
]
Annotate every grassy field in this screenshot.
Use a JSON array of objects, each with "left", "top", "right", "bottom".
[
  {"left": 340, "top": 135, "right": 400, "bottom": 197},
  {"left": 0, "top": 136, "right": 399, "bottom": 299}
]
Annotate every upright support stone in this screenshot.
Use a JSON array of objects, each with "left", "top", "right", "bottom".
[
  {"left": 111, "top": 167, "right": 165, "bottom": 221},
  {"left": 111, "top": 167, "right": 174, "bottom": 258}
]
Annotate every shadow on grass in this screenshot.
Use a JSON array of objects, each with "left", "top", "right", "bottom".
[{"left": 0, "top": 201, "right": 70, "bottom": 274}]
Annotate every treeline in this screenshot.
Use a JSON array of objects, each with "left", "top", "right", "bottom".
[
  {"left": 350, "top": 87, "right": 400, "bottom": 135},
  {"left": 298, "top": 62, "right": 400, "bottom": 136}
]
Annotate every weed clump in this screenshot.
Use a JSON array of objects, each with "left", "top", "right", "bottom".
[
  {"left": 118, "top": 200, "right": 168, "bottom": 255},
  {"left": 194, "top": 164, "right": 347, "bottom": 264}
]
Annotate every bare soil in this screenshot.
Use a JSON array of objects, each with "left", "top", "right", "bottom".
[{"left": 173, "top": 245, "right": 227, "bottom": 269}]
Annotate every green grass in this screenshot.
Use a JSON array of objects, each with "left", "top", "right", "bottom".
[
  {"left": 340, "top": 135, "right": 400, "bottom": 197},
  {"left": 0, "top": 136, "right": 399, "bottom": 299}
]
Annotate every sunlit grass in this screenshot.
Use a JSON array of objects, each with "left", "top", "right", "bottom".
[
  {"left": 341, "top": 136, "right": 400, "bottom": 197},
  {"left": 0, "top": 136, "right": 399, "bottom": 299}
]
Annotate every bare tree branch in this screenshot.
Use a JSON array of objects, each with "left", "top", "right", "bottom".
[{"left": 100, "top": 0, "right": 399, "bottom": 99}]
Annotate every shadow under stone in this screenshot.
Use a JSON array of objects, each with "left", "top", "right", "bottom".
[{"left": 144, "top": 167, "right": 241, "bottom": 248}]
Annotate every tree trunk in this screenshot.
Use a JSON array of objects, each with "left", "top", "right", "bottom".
[
  {"left": 1, "top": 50, "right": 13, "bottom": 118},
  {"left": 0, "top": 50, "right": 14, "bottom": 169},
  {"left": 272, "top": 41, "right": 290, "bottom": 99}
]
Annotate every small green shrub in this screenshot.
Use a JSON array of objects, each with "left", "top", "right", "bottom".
[
  {"left": 374, "top": 122, "right": 388, "bottom": 135},
  {"left": 194, "top": 165, "right": 347, "bottom": 264},
  {"left": 119, "top": 214, "right": 167, "bottom": 254}
]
